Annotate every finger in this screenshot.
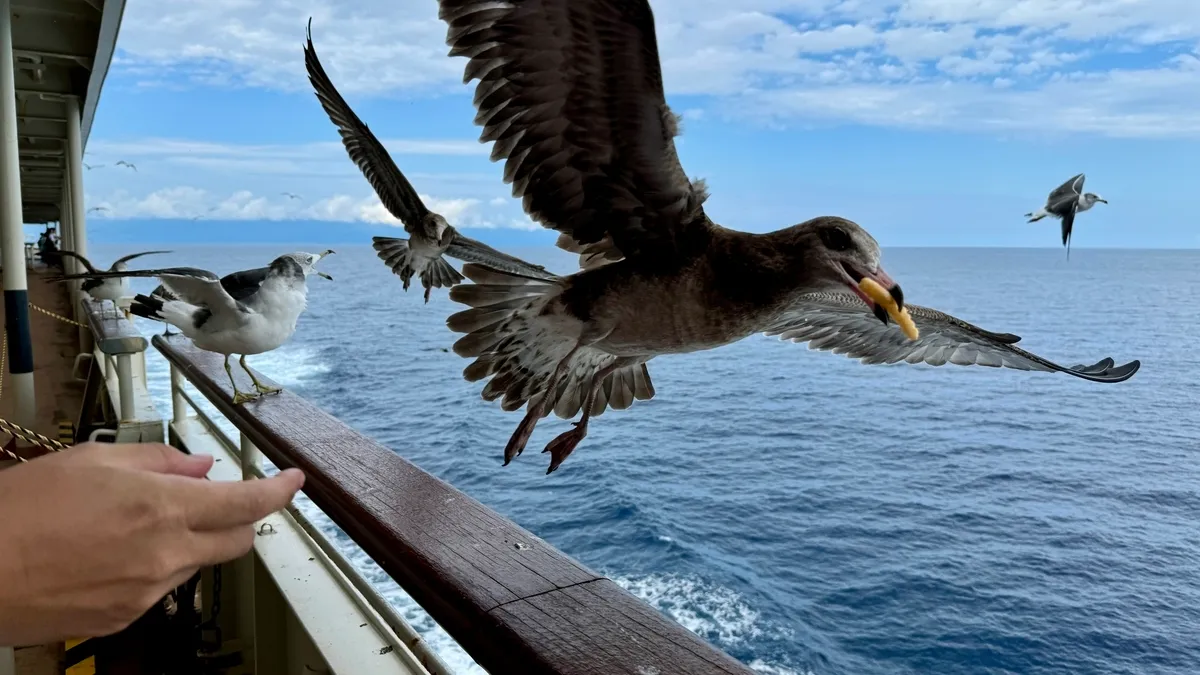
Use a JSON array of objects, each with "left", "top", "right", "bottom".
[
  {"left": 186, "top": 526, "right": 257, "bottom": 568},
  {"left": 80, "top": 443, "right": 214, "bottom": 477},
  {"left": 182, "top": 469, "right": 305, "bottom": 531}
]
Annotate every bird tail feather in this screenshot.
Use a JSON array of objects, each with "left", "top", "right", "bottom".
[
  {"left": 372, "top": 236, "right": 464, "bottom": 302},
  {"left": 131, "top": 293, "right": 191, "bottom": 331},
  {"left": 446, "top": 264, "right": 655, "bottom": 420}
]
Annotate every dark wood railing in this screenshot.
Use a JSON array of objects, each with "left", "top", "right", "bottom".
[{"left": 154, "top": 335, "right": 755, "bottom": 675}]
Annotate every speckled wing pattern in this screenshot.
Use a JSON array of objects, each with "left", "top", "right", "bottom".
[
  {"left": 766, "top": 291, "right": 1140, "bottom": 383},
  {"left": 436, "top": 0, "right": 709, "bottom": 262}
]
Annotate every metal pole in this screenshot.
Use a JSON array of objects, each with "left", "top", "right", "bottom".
[
  {"left": 65, "top": 97, "right": 92, "bottom": 353},
  {"left": 170, "top": 363, "right": 187, "bottom": 425},
  {"left": 116, "top": 354, "right": 134, "bottom": 421},
  {"left": 0, "top": 0, "right": 36, "bottom": 438}
]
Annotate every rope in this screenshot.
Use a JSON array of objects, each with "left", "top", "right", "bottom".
[
  {"left": 27, "top": 301, "right": 88, "bottom": 328},
  {"left": 0, "top": 302, "right": 84, "bottom": 457}
]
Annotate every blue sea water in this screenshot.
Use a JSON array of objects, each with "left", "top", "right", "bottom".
[{"left": 89, "top": 242, "right": 1200, "bottom": 675}]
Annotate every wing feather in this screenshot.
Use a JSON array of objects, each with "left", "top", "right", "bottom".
[
  {"left": 767, "top": 292, "right": 1139, "bottom": 383},
  {"left": 436, "top": 0, "right": 709, "bottom": 261}
]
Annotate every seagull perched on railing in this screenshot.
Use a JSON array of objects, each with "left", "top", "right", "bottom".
[
  {"left": 54, "top": 252, "right": 334, "bottom": 404},
  {"left": 1025, "top": 173, "right": 1107, "bottom": 258},
  {"left": 303, "top": 20, "right": 554, "bottom": 302},
  {"left": 56, "top": 250, "right": 171, "bottom": 317},
  {"left": 422, "top": 0, "right": 1141, "bottom": 474},
  {"left": 146, "top": 269, "right": 220, "bottom": 337}
]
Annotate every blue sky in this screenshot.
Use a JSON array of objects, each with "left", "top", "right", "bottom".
[{"left": 74, "top": 0, "right": 1200, "bottom": 248}]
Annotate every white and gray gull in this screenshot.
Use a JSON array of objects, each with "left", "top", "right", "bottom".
[
  {"left": 302, "top": 20, "right": 555, "bottom": 302},
  {"left": 419, "top": 0, "right": 1140, "bottom": 474},
  {"left": 57, "top": 250, "right": 171, "bottom": 317},
  {"left": 55, "top": 252, "right": 333, "bottom": 404},
  {"left": 1025, "top": 173, "right": 1107, "bottom": 258}
]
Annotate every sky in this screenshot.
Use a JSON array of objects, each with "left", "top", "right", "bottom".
[{"left": 73, "top": 0, "right": 1200, "bottom": 248}]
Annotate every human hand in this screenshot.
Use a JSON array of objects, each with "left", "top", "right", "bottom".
[{"left": 0, "top": 442, "right": 304, "bottom": 646}]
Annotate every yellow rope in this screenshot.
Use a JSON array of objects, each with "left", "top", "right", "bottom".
[
  {"left": 27, "top": 301, "right": 88, "bottom": 328},
  {"left": 0, "top": 302, "right": 84, "bottom": 457}
]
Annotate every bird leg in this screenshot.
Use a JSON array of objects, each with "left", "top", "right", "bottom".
[
  {"left": 225, "top": 355, "right": 259, "bottom": 405},
  {"left": 502, "top": 346, "right": 579, "bottom": 466},
  {"left": 240, "top": 355, "right": 280, "bottom": 396},
  {"left": 542, "top": 359, "right": 626, "bottom": 474}
]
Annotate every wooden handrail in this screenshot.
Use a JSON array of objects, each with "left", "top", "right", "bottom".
[
  {"left": 153, "top": 335, "right": 755, "bottom": 675},
  {"left": 81, "top": 299, "right": 146, "bottom": 355}
]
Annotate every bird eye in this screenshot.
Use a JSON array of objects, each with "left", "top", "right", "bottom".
[{"left": 820, "top": 227, "right": 853, "bottom": 252}]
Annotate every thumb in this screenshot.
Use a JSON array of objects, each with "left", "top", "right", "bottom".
[{"left": 79, "top": 443, "right": 214, "bottom": 478}]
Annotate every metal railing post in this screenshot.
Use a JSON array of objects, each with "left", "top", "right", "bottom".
[
  {"left": 170, "top": 364, "right": 187, "bottom": 426},
  {"left": 115, "top": 354, "right": 134, "bottom": 421}
]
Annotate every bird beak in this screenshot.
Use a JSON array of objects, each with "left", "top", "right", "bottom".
[
  {"left": 1097, "top": 198, "right": 1107, "bottom": 203},
  {"left": 315, "top": 250, "right": 334, "bottom": 280},
  {"left": 843, "top": 264, "right": 904, "bottom": 325}
]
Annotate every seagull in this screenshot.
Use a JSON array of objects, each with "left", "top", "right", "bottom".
[
  {"left": 83, "top": 162, "right": 103, "bottom": 170},
  {"left": 55, "top": 250, "right": 172, "bottom": 318},
  {"left": 1025, "top": 173, "right": 1107, "bottom": 258},
  {"left": 426, "top": 0, "right": 1141, "bottom": 474},
  {"left": 87, "top": 206, "right": 107, "bottom": 214},
  {"left": 281, "top": 192, "right": 302, "bottom": 200},
  {"left": 303, "top": 20, "right": 555, "bottom": 302},
  {"left": 115, "top": 160, "right": 137, "bottom": 171},
  {"left": 54, "top": 252, "right": 334, "bottom": 404},
  {"left": 146, "top": 269, "right": 220, "bottom": 337}
]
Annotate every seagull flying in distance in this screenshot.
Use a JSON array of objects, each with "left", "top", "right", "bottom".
[
  {"left": 87, "top": 206, "right": 107, "bottom": 214},
  {"left": 83, "top": 162, "right": 103, "bottom": 170},
  {"left": 281, "top": 192, "right": 302, "bottom": 200},
  {"left": 303, "top": 20, "right": 555, "bottom": 302},
  {"left": 423, "top": 0, "right": 1141, "bottom": 474},
  {"left": 1025, "top": 173, "right": 1107, "bottom": 259},
  {"left": 114, "top": 160, "right": 136, "bottom": 171},
  {"left": 54, "top": 252, "right": 334, "bottom": 404},
  {"left": 55, "top": 250, "right": 172, "bottom": 318}
]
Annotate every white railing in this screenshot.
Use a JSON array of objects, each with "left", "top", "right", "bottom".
[{"left": 81, "top": 301, "right": 452, "bottom": 675}]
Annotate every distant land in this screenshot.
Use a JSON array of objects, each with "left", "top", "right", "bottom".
[{"left": 22, "top": 218, "right": 1198, "bottom": 250}]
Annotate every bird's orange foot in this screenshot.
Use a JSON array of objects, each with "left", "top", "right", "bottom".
[{"left": 543, "top": 422, "right": 588, "bottom": 474}]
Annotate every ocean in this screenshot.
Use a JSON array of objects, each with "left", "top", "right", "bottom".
[{"left": 87, "top": 242, "right": 1200, "bottom": 675}]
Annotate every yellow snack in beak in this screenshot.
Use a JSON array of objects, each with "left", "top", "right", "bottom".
[{"left": 859, "top": 277, "right": 919, "bottom": 340}]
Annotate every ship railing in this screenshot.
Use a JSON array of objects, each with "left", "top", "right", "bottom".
[
  {"left": 80, "top": 304, "right": 445, "bottom": 675},
  {"left": 83, "top": 305, "right": 756, "bottom": 674},
  {"left": 152, "top": 334, "right": 757, "bottom": 675}
]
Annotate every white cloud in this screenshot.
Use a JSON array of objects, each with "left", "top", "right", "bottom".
[
  {"left": 109, "top": 0, "right": 1200, "bottom": 137},
  {"left": 86, "top": 186, "right": 528, "bottom": 230}
]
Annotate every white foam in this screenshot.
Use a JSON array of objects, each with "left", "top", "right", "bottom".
[{"left": 611, "top": 572, "right": 763, "bottom": 645}]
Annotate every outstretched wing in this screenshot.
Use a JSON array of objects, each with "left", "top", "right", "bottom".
[
  {"left": 111, "top": 250, "right": 172, "bottom": 269},
  {"left": 51, "top": 267, "right": 241, "bottom": 315},
  {"left": 766, "top": 291, "right": 1139, "bottom": 383},
  {"left": 1060, "top": 206, "right": 1077, "bottom": 258},
  {"left": 57, "top": 250, "right": 99, "bottom": 274},
  {"left": 304, "top": 21, "right": 428, "bottom": 235},
  {"left": 1046, "top": 173, "right": 1084, "bottom": 205},
  {"left": 437, "top": 0, "right": 709, "bottom": 262}
]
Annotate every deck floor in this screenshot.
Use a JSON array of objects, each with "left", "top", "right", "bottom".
[{"left": 0, "top": 264, "right": 85, "bottom": 456}]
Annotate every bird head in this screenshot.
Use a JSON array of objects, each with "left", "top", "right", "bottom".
[
  {"left": 282, "top": 250, "right": 335, "bottom": 280},
  {"left": 421, "top": 213, "right": 451, "bottom": 245},
  {"left": 1084, "top": 192, "right": 1107, "bottom": 205},
  {"left": 790, "top": 216, "right": 904, "bottom": 325}
]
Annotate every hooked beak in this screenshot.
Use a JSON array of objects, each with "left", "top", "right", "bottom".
[
  {"left": 315, "top": 249, "right": 334, "bottom": 280},
  {"left": 841, "top": 263, "right": 903, "bottom": 326}
]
